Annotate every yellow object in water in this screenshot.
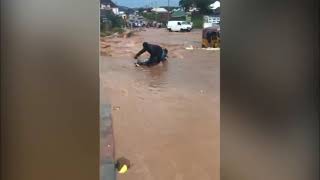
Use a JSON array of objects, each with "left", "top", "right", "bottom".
[{"left": 118, "top": 165, "right": 128, "bottom": 174}]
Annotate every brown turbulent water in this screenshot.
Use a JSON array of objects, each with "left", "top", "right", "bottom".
[{"left": 100, "top": 29, "right": 220, "bottom": 180}]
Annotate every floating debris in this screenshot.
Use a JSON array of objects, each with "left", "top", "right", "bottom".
[
  {"left": 120, "top": 88, "right": 129, "bottom": 96},
  {"left": 112, "top": 106, "right": 121, "bottom": 111},
  {"left": 185, "top": 45, "right": 194, "bottom": 50},
  {"left": 206, "top": 47, "right": 220, "bottom": 51}
]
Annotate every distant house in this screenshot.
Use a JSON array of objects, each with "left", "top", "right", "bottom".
[
  {"left": 170, "top": 10, "right": 186, "bottom": 21},
  {"left": 172, "top": 8, "right": 183, "bottom": 12},
  {"left": 160, "top": 6, "right": 179, "bottom": 12},
  {"left": 151, "top": 8, "right": 168, "bottom": 13},
  {"left": 189, "top": 7, "right": 199, "bottom": 12},
  {"left": 210, "top": 1, "right": 220, "bottom": 10},
  {"left": 101, "top": 0, "right": 119, "bottom": 15},
  {"left": 171, "top": 10, "right": 186, "bottom": 18}
]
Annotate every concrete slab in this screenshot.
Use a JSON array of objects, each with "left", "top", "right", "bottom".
[{"left": 100, "top": 104, "right": 116, "bottom": 180}]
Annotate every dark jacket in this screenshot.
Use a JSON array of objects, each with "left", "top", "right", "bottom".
[{"left": 135, "top": 42, "right": 163, "bottom": 59}]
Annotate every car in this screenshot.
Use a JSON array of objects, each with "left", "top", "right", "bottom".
[
  {"left": 167, "top": 21, "right": 193, "bottom": 32},
  {"left": 127, "top": 20, "right": 135, "bottom": 27}
]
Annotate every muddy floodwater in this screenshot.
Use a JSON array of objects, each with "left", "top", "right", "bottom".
[{"left": 100, "top": 29, "right": 220, "bottom": 180}]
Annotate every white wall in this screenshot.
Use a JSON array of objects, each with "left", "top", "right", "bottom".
[{"left": 112, "top": 8, "right": 119, "bottom": 15}]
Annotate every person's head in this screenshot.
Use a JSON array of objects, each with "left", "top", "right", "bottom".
[{"left": 143, "top": 42, "right": 149, "bottom": 48}]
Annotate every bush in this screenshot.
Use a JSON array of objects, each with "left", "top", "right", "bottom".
[
  {"left": 101, "top": 11, "right": 124, "bottom": 29},
  {"left": 191, "top": 15, "right": 204, "bottom": 29},
  {"left": 100, "top": 31, "right": 112, "bottom": 37},
  {"left": 100, "top": 21, "right": 112, "bottom": 32},
  {"left": 112, "top": 27, "right": 125, "bottom": 34},
  {"left": 109, "top": 15, "right": 124, "bottom": 28},
  {"left": 100, "top": 11, "right": 125, "bottom": 36},
  {"left": 142, "top": 12, "right": 159, "bottom": 21}
]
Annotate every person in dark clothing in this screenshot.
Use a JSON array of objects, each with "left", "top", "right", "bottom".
[{"left": 134, "top": 42, "right": 168, "bottom": 67}]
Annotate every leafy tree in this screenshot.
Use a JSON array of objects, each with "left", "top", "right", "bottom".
[
  {"left": 105, "top": 11, "right": 124, "bottom": 28},
  {"left": 180, "top": 0, "right": 218, "bottom": 14},
  {"left": 138, "top": 8, "right": 144, "bottom": 14},
  {"left": 179, "top": 0, "right": 194, "bottom": 11},
  {"left": 194, "top": 0, "right": 212, "bottom": 14}
]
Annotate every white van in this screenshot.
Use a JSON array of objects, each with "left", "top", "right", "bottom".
[{"left": 167, "top": 21, "right": 193, "bottom": 32}]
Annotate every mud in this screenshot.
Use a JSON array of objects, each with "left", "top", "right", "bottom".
[{"left": 100, "top": 28, "right": 220, "bottom": 180}]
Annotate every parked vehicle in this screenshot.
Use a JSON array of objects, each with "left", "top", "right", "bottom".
[
  {"left": 202, "top": 27, "right": 220, "bottom": 48},
  {"left": 167, "top": 21, "right": 193, "bottom": 32}
]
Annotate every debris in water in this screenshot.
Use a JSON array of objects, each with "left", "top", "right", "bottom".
[
  {"left": 134, "top": 63, "right": 140, "bottom": 67},
  {"left": 206, "top": 47, "right": 220, "bottom": 51},
  {"left": 112, "top": 106, "right": 121, "bottom": 111},
  {"left": 185, "top": 45, "right": 194, "bottom": 50},
  {"left": 121, "top": 88, "right": 128, "bottom": 96},
  {"left": 116, "top": 157, "right": 131, "bottom": 174}
]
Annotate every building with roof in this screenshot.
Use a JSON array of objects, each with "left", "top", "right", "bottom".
[
  {"left": 171, "top": 10, "right": 186, "bottom": 18},
  {"left": 151, "top": 8, "right": 168, "bottom": 13},
  {"left": 101, "top": 0, "right": 119, "bottom": 15}
]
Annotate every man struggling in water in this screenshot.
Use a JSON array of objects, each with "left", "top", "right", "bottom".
[{"left": 134, "top": 42, "right": 168, "bottom": 67}]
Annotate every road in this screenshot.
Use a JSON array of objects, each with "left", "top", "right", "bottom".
[{"left": 100, "top": 28, "right": 220, "bottom": 180}]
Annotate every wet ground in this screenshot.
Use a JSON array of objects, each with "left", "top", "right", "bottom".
[{"left": 100, "top": 28, "right": 220, "bottom": 180}]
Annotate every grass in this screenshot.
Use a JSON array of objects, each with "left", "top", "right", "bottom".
[
  {"left": 111, "top": 27, "right": 125, "bottom": 34},
  {"left": 100, "top": 31, "right": 112, "bottom": 37}
]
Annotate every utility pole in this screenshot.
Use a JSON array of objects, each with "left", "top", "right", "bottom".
[{"left": 167, "top": 0, "right": 170, "bottom": 23}]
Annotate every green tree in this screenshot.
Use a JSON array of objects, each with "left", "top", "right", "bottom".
[
  {"left": 105, "top": 11, "right": 124, "bottom": 28},
  {"left": 180, "top": 0, "right": 216, "bottom": 14},
  {"left": 179, "top": 0, "right": 194, "bottom": 11},
  {"left": 194, "top": 0, "right": 212, "bottom": 14},
  {"left": 138, "top": 8, "right": 144, "bottom": 14}
]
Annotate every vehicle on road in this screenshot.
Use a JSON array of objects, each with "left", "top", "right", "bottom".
[
  {"left": 202, "top": 27, "right": 220, "bottom": 48},
  {"left": 167, "top": 21, "right": 193, "bottom": 32}
]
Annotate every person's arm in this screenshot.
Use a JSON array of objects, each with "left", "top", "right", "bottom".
[{"left": 134, "top": 48, "right": 146, "bottom": 59}]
